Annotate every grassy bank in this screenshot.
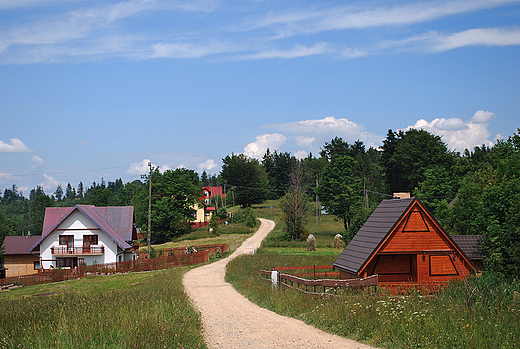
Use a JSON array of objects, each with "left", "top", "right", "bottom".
[
  {"left": 0, "top": 268, "right": 206, "bottom": 349},
  {"left": 254, "top": 200, "right": 345, "bottom": 252},
  {"left": 226, "top": 251, "right": 520, "bottom": 349}
]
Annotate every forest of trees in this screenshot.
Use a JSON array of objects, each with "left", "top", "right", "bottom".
[{"left": 1, "top": 128, "right": 519, "bottom": 276}]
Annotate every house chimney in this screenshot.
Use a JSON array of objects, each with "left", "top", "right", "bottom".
[{"left": 393, "top": 192, "right": 411, "bottom": 199}]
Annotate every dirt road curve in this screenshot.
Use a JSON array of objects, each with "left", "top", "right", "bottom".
[{"left": 183, "top": 218, "right": 377, "bottom": 349}]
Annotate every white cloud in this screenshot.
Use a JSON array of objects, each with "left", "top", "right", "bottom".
[
  {"left": 127, "top": 159, "right": 172, "bottom": 175},
  {"left": 151, "top": 41, "right": 237, "bottom": 59},
  {"left": 432, "top": 27, "right": 520, "bottom": 52},
  {"left": 0, "top": 138, "right": 32, "bottom": 153},
  {"left": 0, "top": 171, "right": 16, "bottom": 181},
  {"left": 0, "top": 0, "right": 219, "bottom": 63},
  {"left": 198, "top": 159, "right": 217, "bottom": 171},
  {"left": 127, "top": 159, "right": 153, "bottom": 175},
  {"left": 235, "top": 43, "right": 333, "bottom": 60},
  {"left": 42, "top": 173, "right": 61, "bottom": 189},
  {"left": 269, "top": 116, "right": 363, "bottom": 135},
  {"left": 243, "top": 0, "right": 517, "bottom": 38},
  {"left": 340, "top": 47, "right": 369, "bottom": 59},
  {"left": 244, "top": 133, "right": 287, "bottom": 158},
  {"left": 404, "top": 111, "right": 497, "bottom": 151},
  {"left": 266, "top": 116, "right": 383, "bottom": 148},
  {"left": 471, "top": 110, "right": 496, "bottom": 123},
  {"left": 294, "top": 150, "right": 308, "bottom": 159},
  {"left": 295, "top": 136, "right": 315, "bottom": 148},
  {"left": 376, "top": 26, "right": 520, "bottom": 55},
  {"left": 31, "top": 155, "right": 45, "bottom": 170},
  {"left": 433, "top": 118, "right": 466, "bottom": 131}
]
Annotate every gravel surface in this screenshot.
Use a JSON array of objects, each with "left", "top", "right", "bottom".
[{"left": 183, "top": 218, "right": 377, "bottom": 349}]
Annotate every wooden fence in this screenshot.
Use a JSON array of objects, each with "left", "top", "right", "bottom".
[
  {"left": 272, "top": 265, "right": 340, "bottom": 278},
  {"left": 0, "top": 250, "right": 209, "bottom": 288},
  {"left": 261, "top": 266, "right": 379, "bottom": 296}
]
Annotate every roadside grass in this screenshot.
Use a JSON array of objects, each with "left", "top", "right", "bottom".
[
  {"left": 226, "top": 249, "right": 520, "bottom": 348},
  {"left": 0, "top": 268, "right": 206, "bottom": 349}
]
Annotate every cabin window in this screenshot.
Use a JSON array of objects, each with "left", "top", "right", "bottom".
[
  {"left": 429, "top": 255, "right": 458, "bottom": 276},
  {"left": 373, "top": 255, "right": 412, "bottom": 274},
  {"left": 33, "top": 261, "right": 41, "bottom": 270}
]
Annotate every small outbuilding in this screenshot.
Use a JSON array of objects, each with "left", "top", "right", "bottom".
[{"left": 333, "top": 197, "right": 476, "bottom": 284}]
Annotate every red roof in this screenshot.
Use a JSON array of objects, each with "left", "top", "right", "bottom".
[
  {"left": 202, "top": 187, "right": 226, "bottom": 198},
  {"left": 31, "top": 205, "right": 135, "bottom": 252},
  {"left": 2, "top": 235, "right": 41, "bottom": 255}
]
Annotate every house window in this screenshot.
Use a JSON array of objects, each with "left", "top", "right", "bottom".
[
  {"left": 34, "top": 261, "right": 41, "bottom": 270},
  {"left": 59, "top": 235, "right": 74, "bottom": 248},
  {"left": 83, "top": 235, "right": 98, "bottom": 253},
  {"left": 83, "top": 235, "right": 98, "bottom": 245},
  {"left": 58, "top": 257, "right": 78, "bottom": 268}
]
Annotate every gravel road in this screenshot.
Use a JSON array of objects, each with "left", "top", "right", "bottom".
[{"left": 183, "top": 218, "right": 377, "bottom": 349}]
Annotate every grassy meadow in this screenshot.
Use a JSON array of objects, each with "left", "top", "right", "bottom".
[{"left": 0, "top": 268, "right": 206, "bottom": 349}]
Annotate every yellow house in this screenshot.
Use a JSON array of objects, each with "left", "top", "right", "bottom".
[
  {"left": 191, "top": 187, "right": 225, "bottom": 226},
  {"left": 2, "top": 235, "right": 41, "bottom": 277},
  {"left": 192, "top": 202, "right": 216, "bottom": 224}
]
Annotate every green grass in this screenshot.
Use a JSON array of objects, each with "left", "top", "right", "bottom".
[
  {"left": 254, "top": 200, "right": 345, "bottom": 254},
  {"left": 139, "top": 221, "right": 254, "bottom": 255},
  {"left": 0, "top": 268, "right": 206, "bottom": 349},
  {"left": 226, "top": 251, "right": 520, "bottom": 349}
]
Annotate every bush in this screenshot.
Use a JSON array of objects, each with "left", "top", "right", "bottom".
[{"left": 231, "top": 207, "right": 257, "bottom": 227}]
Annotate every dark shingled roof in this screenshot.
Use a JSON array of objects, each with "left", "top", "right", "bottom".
[
  {"left": 450, "top": 235, "right": 484, "bottom": 260},
  {"left": 2, "top": 235, "right": 41, "bottom": 255},
  {"left": 333, "top": 198, "right": 415, "bottom": 275}
]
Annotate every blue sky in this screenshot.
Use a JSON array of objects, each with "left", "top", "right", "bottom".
[{"left": 1, "top": 0, "right": 519, "bottom": 196}]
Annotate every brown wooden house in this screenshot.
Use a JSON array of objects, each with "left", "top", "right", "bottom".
[
  {"left": 2, "top": 235, "right": 41, "bottom": 278},
  {"left": 333, "top": 197, "right": 476, "bottom": 284}
]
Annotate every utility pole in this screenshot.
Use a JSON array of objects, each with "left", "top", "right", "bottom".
[
  {"left": 316, "top": 174, "right": 320, "bottom": 224},
  {"left": 142, "top": 162, "right": 153, "bottom": 260}
]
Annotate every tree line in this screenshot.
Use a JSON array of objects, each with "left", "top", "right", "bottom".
[{"left": 1, "top": 127, "right": 519, "bottom": 276}]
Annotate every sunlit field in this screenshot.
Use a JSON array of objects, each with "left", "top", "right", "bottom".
[{"left": 0, "top": 268, "right": 206, "bottom": 349}]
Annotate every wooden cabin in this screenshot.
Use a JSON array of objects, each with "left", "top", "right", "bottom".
[{"left": 333, "top": 197, "right": 476, "bottom": 285}]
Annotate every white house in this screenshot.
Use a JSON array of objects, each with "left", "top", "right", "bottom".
[{"left": 30, "top": 205, "right": 138, "bottom": 269}]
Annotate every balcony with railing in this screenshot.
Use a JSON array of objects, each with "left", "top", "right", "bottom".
[{"left": 51, "top": 246, "right": 104, "bottom": 256}]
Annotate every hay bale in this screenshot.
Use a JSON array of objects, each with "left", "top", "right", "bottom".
[
  {"left": 307, "top": 234, "right": 316, "bottom": 251},
  {"left": 334, "top": 234, "right": 344, "bottom": 249}
]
